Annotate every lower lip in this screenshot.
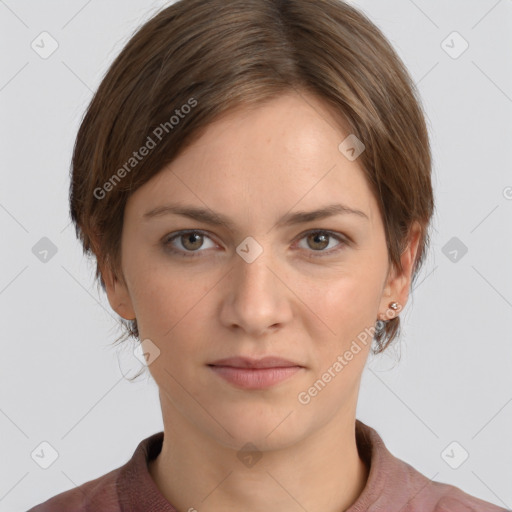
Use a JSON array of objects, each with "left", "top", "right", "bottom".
[{"left": 208, "top": 365, "right": 302, "bottom": 389}]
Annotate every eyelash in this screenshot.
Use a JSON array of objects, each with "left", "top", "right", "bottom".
[{"left": 161, "top": 229, "right": 349, "bottom": 259}]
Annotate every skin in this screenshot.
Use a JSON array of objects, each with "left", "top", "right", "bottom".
[{"left": 100, "top": 91, "right": 421, "bottom": 512}]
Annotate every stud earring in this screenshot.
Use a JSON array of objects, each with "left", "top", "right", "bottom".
[{"left": 375, "top": 301, "right": 401, "bottom": 330}]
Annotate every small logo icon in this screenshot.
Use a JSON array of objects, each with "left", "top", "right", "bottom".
[
  {"left": 441, "top": 236, "right": 468, "bottom": 263},
  {"left": 237, "top": 442, "right": 262, "bottom": 468},
  {"left": 338, "top": 134, "right": 365, "bottom": 161},
  {"left": 441, "top": 31, "right": 469, "bottom": 59},
  {"left": 32, "top": 237, "right": 58, "bottom": 263},
  {"left": 31, "top": 441, "right": 59, "bottom": 469},
  {"left": 236, "top": 236, "right": 263, "bottom": 263},
  {"left": 31, "top": 31, "right": 59, "bottom": 59},
  {"left": 441, "top": 441, "right": 469, "bottom": 469},
  {"left": 134, "top": 338, "right": 161, "bottom": 366}
]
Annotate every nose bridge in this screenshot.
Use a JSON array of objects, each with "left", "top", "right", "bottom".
[
  {"left": 223, "top": 236, "right": 290, "bottom": 334},
  {"left": 234, "top": 237, "right": 276, "bottom": 300}
]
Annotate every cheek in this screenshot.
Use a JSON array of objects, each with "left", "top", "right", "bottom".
[
  {"left": 323, "top": 266, "right": 380, "bottom": 310},
  {"left": 126, "top": 255, "right": 217, "bottom": 349},
  {"left": 301, "top": 267, "right": 383, "bottom": 350},
  {"left": 121, "top": 250, "right": 179, "bottom": 336}
]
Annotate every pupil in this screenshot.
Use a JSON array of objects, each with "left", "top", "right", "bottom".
[
  {"left": 184, "top": 232, "right": 202, "bottom": 249},
  {"left": 311, "top": 233, "right": 328, "bottom": 250}
]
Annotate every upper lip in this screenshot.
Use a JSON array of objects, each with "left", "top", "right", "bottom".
[{"left": 208, "top": 356, "right": 303, "bottom": 369}]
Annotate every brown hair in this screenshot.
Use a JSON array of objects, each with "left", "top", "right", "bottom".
[{"left": 70, "top": 0, "right": 434, "bottom": 354}]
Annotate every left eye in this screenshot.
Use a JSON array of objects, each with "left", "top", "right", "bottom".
[
  {"left": 296, "top": 230, "right": 347, "bottom": 255},
  {"left": 162, "top": 230, "right": 348, "bottom": 258}
]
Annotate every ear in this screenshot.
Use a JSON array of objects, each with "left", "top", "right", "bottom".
[
  {"left": 378, "top": 221, "right": 422, "bottom": 320},
  {"left": 101, "top": 263, "right": 137, "bottom": 321},
  {"left": 91, "top": 230, "right": 136, "bottom": 321}
]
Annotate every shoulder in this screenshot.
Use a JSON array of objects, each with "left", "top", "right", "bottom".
[
  {"left": 354, "top": 420, "right": 507, "bottom": 512},
  {"left": 431, "top": 481, "right": 509, "bottom": 512},
  {"left": 26, "top": 466, "right": 121, "bottom": 512},
  {"left": 26, "top": 431, "right": 164, "bottom": 511},
  {"left": 399, "top": 461, "right": 507, "bottom": 512}
]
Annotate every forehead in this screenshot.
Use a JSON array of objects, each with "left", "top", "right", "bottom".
[{"left": 126, "top": 92, "right": 378, "bottom": 228}]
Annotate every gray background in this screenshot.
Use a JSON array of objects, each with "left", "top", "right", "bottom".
[{"left": 1, "top": 0, "right": 511, "bottom": 510}]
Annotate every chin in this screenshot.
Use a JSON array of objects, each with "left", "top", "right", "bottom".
[{"left": 205, "top": 406, "right": 310, "bottom": 450}]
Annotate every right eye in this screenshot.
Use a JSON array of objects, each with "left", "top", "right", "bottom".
[{"left": 162, "top": 230, "right": 218, "bottom": 257}]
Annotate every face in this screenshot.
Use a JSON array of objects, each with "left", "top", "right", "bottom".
[{"left": 103, "top": 91, "right": 419, "bottom": 450}]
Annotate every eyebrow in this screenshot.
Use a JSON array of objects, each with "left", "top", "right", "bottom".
[{"left": 143, "top": 202, "right": 369, "bottom": 229}]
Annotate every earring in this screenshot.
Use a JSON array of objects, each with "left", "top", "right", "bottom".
[{"left": 375, "top": 301, "right": 400, "bottom": 330}]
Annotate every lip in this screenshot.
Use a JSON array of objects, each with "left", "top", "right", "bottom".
[
  {"left": 207, "top": 356, "right": 304, "bottom": 390},
  {"left": 208, "top": 356, "right": 303, "bottom": 369},
  {"left": 208, "top": 365, "right": 303, "bottom": 390}
]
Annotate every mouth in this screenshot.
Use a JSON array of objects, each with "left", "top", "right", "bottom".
[
  {"left": 207, "top": 356, "right": 304, "bottom": 390},
  {"left": 208, "top": 355, "right": 304, "bottom": 369},
  {"left": 208, "top": 365, "right": 303, "bottom": 390}
]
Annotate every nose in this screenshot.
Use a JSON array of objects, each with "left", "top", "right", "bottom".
[{"left": 218, "top": 242, "right": 293, "bottom": 337}]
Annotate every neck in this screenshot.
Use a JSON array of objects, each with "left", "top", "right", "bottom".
[{"left": 149, "top": 402, "right": 369, "bottom": 512}]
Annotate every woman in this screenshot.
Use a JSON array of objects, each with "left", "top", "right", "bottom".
[{"left": 28, "top": 0, "right": 506, "bottom": 510}]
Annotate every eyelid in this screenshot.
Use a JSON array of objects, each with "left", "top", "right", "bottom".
[{"left": 162, "top": 228, "right": 350, "bottom": 257}]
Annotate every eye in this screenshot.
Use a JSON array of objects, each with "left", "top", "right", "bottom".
[
  {"left": 295, "top": 230, "right": 348, "bottom": 257},
  {"left": 162, "top": 229, "right": 349, "bottom": 259},
  {"left": 162, "top": 230, "right": 217, "bottom": 257}
]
